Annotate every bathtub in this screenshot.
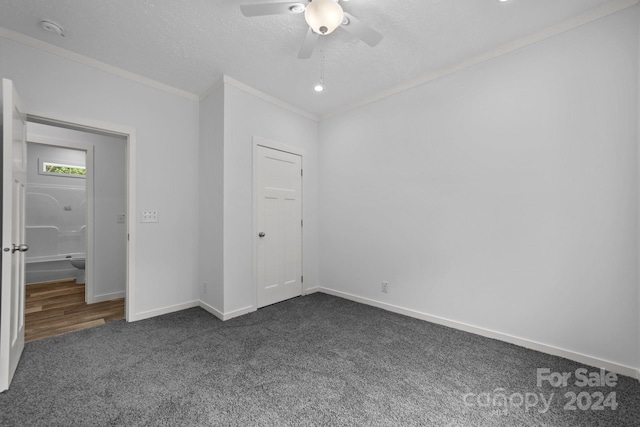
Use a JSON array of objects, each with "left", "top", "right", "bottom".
[
  {"left": 26, "top": 253, "right": 85, "bottom": 285},
  {"left": 25, "top": 184, "right": 86, "bottom": 285},
  {"left": 25, "top": 225, "right": 85, "bottom": 285}
]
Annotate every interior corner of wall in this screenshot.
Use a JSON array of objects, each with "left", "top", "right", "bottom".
[{"left": 199, "top": 77, "right": 225, "bottom": 102}]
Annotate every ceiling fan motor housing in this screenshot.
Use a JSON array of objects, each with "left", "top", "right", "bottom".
[
  {"left": 240, "top": 0, "right": 383, "bottom": 59},
  {"left": 305, "top": 0, "right": 344, "bottom": 36}
]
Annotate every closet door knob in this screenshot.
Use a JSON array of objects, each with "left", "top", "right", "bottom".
[{"left": 258, "top": 232, "right": 265, "bottom": 238}]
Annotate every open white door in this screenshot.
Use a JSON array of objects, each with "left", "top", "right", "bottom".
[{"left": 0, "top": 78, "right": 27, "bottom": 392}]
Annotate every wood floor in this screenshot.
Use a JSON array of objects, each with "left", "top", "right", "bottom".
[{"left": 25, "top": 279, "right": 124, "bottom": 343}]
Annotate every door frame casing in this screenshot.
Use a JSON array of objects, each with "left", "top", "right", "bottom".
[
  {"left": 252, "top": 136, "right": 304, "bottom": 310},
  {"left": 25, "top": 135, "right": 99, "bottom": 303},
  {"left": 26, "top": 112, "right": 136, "bottom": 321}
]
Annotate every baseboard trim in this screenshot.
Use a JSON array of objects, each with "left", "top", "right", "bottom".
[
  {"left": 198, "top": 300, "right": 224, "bottom": 321},
  {"left": 26, "top": 277, "right": 77, "bottom": 286},
  {"left": 131, "top": 300, "right": 200, "bottom": 322},
  {"left": 318, "top": 287, "right": 640, "bottom": 379},
  {"left": 222, "top": 305, "right": 255, "bottom": 321},
  {"left": 91, "top": 291, "right": 125, "bottom": 303},
  {"left": 304, "top": 286, "right": 320, "bottom": 295},
  {"left": 199, "top": 301, "right": 255, "bottom": 321}
]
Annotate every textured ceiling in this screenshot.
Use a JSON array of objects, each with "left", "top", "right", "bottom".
[{"left": 0, "top": 0, "right": 623, "bottom": 115}]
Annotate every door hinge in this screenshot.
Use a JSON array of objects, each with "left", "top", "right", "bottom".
[
  {"left": 127, "top": 233, "right": 130, "bottom": 241},
  {"left": 301, "top": 276, "right": 303, "bottom": 283},
  {"left": 301, "top": 219, "right": 303, "bottom": 227},
  {"left": 301, "top": 169, "right": 303, "bottom": 176}
]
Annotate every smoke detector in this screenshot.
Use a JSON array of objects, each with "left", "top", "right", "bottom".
[{"left": 40, "top": 20, "right": 65, "bottom": 37}]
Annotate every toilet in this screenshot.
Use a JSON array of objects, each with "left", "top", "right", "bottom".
[{"left": 70, "top": 257, "right": 85, "bottom": 284}]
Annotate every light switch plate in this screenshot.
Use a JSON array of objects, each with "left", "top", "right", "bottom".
[{"left": 141, "top": 211, "right": 159, "bottom": 223}]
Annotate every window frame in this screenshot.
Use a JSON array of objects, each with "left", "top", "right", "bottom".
[{"left": 38, "top": 158, "right": 87, "bottom": 179}]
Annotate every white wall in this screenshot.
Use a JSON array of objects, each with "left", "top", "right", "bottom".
[
  {"left": 27, "top": 123, "right": 127, "bottom": 300},
  {"left": 199, "top": 84, "right": 224, "bottom": 311},
  {"left": 25, "top": 142, "right": 86, "bottom": 263},
  {"left": 26, "top": 143, "right": 86, "bottom": 186},
  {"left": 197, "top": 81, "right": 319, "bottom": 317},
  {"left": 3, "top": 5, "right": 636, "bottom": 374},
  {"left": 319, "top": 9, "right": 639, "bottom": 370},
  {"left": 222, "top": 82, "right": 319, "bottom": 313},
  {"left": 0, "top": 37, "right": 201, "bottom": 317}
]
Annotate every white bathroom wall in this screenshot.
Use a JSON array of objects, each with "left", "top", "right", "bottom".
[
  {"left": 28, "top": 123, "right": 127, "bottom": 300},
  {"left": 199, "top": 83, "right": 224, "bottom": 313},
  {"left": 0, "top": 36, "right": 200, "bottom": 317},
  {"left": 25, "top": 142, "right": 86, "bottom": 259},
  {"left": 221, "top": 81, "right": 319, "bottom": 314},
  {"left": 319, "top": 8, "right": 639, "bottom": 371},
  {"left": 26, "top": 143, "right": 85, "bottom": 186}
]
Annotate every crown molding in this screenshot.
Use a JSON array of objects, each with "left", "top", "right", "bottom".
[
  {"left": 1, "top": 0, "right": 635, "bottom": 122},
  {"left": 322, "top": 0, "right": 640, "bottom": 121},
  {"left": 199, "top": 77, "right": 224, "bottom": 101},
  {"left": 0, "top": 26, "right": 199, "bottom": 102},
  {"left": 221, "top": 75, "right": 318, "bottom": 122}
]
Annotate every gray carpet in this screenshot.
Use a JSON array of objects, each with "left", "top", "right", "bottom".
[{"left": 1, "top": 293, "right": 639, "bottom": 426}]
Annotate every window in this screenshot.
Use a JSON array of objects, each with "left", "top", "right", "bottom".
[{"left": 38, "top": 159, "right": 86, "bottom": 178}]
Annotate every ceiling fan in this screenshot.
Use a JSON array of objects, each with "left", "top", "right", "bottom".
[{"left": 240, "top": 0, "right": 383, "bottom": 59}]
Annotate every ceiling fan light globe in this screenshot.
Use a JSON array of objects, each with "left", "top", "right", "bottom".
[{"left": 305, "top": 0, "right": 344, "bottom": 35}]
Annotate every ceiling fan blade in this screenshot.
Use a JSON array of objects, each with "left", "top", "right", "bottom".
[
  {"left": 341, "top": 12, "right": 383, "bottom": 47},
  {"left": 298, "top": 27, "right": 319, "bottom": 59},
  {"left": 240, "top": 2, "right": 305, "bottom": 17}
]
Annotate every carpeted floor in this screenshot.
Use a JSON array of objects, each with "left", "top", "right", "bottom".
[{"left": 1, "top": 293, "right": 639, "bottom": 426}]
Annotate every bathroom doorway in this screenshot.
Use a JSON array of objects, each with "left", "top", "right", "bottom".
[{"left": 23, "top": 123, "right": 127, "bottom": 341}]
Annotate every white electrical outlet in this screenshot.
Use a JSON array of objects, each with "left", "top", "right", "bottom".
[
  {"left": 141, "top": 211, "right": 159, "bottom": 223},
  {"left": 202, "top": 282, "right": 208, "bottom": 294},
  {"left": 381, "top": 281, "right": 389, "bottom": 293}
]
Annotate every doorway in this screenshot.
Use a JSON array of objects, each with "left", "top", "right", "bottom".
[
  {"left": 1, "top": 78, "right": 136, "bottom": 392},
  {"left": 254, "top": 141, "right": 303, "bottom": 308},
  {"left": 25, "top": 136, "right": 91, "bottom": 298},
  {"left": 23, "top": 124, "right": 127, "bottom": 341},
  {"left": 24, "top": 115, "right": 136, "bottom": 324}
]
